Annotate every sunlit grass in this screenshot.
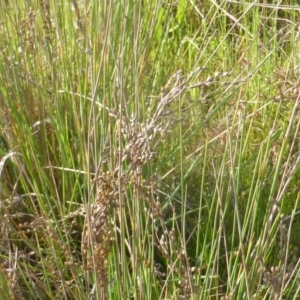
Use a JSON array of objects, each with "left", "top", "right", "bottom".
[{"left": 1, "top": 0, "right": 300, "bottom": 299}]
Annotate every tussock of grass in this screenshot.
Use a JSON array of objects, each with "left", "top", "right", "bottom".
[{"left": 1, "top": 1, "right": 300, "bottom": 299}]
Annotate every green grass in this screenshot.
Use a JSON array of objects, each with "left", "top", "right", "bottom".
[{"left": 1, "top": 0, "right": 300, "bottom": 299}]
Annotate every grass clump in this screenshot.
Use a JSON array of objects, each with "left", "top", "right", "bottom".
[{"left": 1, "top": 1, "right": 300, "bottom": 299}]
